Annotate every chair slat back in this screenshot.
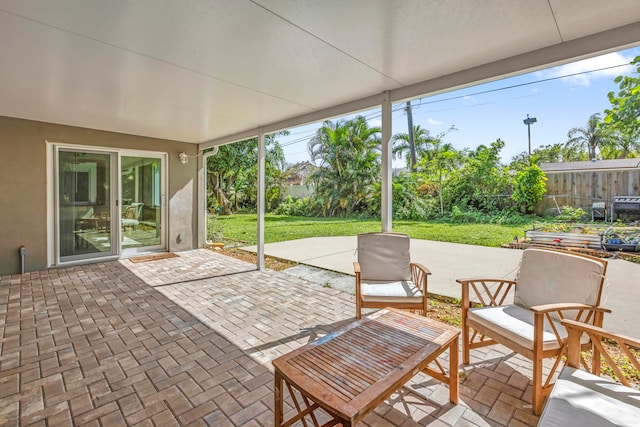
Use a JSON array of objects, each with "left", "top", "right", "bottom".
[
  {"left": 514, "top": 248, "right": 607, "bottom": 315},
  {"left": 357, "top": 232, "right": 411, "bottom": 281}
]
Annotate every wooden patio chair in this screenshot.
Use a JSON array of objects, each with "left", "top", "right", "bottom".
[
  {"left": 354, "top": 232, "right": 431, "bottom": 319},
  {"left": 538, "top": 319, "right": 640, "bottom": 426},
  {"left": 457, "top": 247, "right": 609, "bottom": 415}
]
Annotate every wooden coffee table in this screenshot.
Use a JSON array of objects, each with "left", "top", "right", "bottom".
[{"left": 272, "top": 308, "right": 460, "bottom": 426}]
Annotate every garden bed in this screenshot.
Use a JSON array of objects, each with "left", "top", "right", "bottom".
[
  {"left": 525, "top": 224, "right": 605, "bottom": 249},
  {"left": 524, "top": 224, "right": 640, "bottom": 252}
]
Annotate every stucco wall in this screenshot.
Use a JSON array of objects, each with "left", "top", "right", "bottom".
[{"left": 0, "top": 116, "right": 200, "bottom": 275}]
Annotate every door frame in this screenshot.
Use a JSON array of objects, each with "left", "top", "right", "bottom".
[
  {"left": 47, "top": 142, "right": 168, "bottom": 267},
  {"left": 119, "top": 149, "right": 168, "bottom": 255}
]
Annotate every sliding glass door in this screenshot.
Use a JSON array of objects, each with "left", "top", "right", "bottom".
[
  {"left": 57, "top": 149, "right": 117, "bottom": 262},
  {"left": 121, "top": 154, "right": 164, "bottom": 253},
  {"left": 55, "top": 147, "right": 166, "bottom": 263}
]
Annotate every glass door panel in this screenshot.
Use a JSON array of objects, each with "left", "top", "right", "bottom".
[
  {"left": 58, "top": 150, "right": 116, "bottom": 261},
  {"left": 121, "top": 155, "right": 163, "bottom": 251}
]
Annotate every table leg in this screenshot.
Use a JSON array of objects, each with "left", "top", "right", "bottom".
[
  {"left": 274, "top": 370, "right": 284, "bottom": 426},
  {"left": 449, "top": 335, "right": 459, "bottom": 404}
]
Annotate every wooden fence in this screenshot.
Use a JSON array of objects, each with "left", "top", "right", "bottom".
[{"left": 535, "top": 169, "right": 640, "bottom": 216}]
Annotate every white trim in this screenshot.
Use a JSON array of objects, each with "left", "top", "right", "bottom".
[
  {"left": 56, "top": 255, "right": 120, "bottom": 268},
  {"left": 46, "top": 142, "right": 55, "bottom": 267},
  {"left": 256, "top": 131, "right": 266, "bottom": 270},
  {"left": 52, "top": 145, "right": 119, "bottom": 265},
  {"left": 199, "top": 94, "right": 383, "bottom": 149},
  {"left": 381, "top": 92, "right": 392, "bottom": 232},
  {"left": 200, "top": 148, "right": 219, "bottom": 248}
]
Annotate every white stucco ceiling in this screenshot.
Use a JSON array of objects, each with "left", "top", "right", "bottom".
[{"left": 0, "top": 0, "right": 639, "bottom": 146}]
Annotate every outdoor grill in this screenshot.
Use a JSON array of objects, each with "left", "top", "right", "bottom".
[{"left": 610, "top": 196, "right": 640, "bottom": 221}]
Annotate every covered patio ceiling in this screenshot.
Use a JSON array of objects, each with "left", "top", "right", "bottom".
[{"left": 1, "top": 0, "right": 639, "bottom": 148}]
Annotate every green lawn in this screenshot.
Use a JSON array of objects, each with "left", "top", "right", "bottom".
[{"left": 212, "top": 214, "right": 530, "bottom": 248}]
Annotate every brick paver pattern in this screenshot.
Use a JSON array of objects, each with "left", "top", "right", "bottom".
[{"left": 0, "top": 249, "right": 539, "bottom": 426}]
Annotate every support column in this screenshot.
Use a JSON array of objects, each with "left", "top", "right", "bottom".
[
  {"left": 257, "top": 131, "right": 266, "bottom": 270},
  {"left": 381, "top": 92, "right": 392, "bottom": 232}
]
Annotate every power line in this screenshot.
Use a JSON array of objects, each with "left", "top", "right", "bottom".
[
  {"left": 278, "top": 62, "right": 634, "bottom": 150},
  {"left": 416, "top": 63, "right": 632, "bottom": 107}
]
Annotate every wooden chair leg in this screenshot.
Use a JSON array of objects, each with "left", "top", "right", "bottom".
[
  {"left": 461, "top": 283, "right": 470, "bottom": 365},
  {"left": 460, "top": 315, "right": 471, "bottom": 365},
  {"left": 462, "top": 323, "right": 470, "bottom": 365},
  {"left": 532, "top": 357, "right": 543, "bottom": 416}
]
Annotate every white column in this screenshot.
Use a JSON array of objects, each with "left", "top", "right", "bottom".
[
  {"left": 381, "top": 92, "right": 392, "bottom": 232},
  {"left": 257, "top": 131, "right": 266, "bottom": 270}
]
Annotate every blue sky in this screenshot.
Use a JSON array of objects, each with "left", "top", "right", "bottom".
[{"left": 278, "top": 46, "right": 640, "bottom": 167}]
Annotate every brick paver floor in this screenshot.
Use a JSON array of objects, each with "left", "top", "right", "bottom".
[{"left": 0, "top": 249, "right": 540, "bottom": 426}]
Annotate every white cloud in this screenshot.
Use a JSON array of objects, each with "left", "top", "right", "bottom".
[
  {"left": 462, "top": 95, "right": 477, "bottom": 104},
  {"left": 537, "top": 52, "right": 634, "bottom": 87},
  {"left": 427, "top": 117, "right": 443, "bottom": 125},
  {"left": 368, "top": 118, "right": 382, "bottom": 128}
]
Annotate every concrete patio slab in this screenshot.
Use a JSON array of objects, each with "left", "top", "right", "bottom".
[{"left": 245, "top": 237, "right": 640, "bottom": 338}]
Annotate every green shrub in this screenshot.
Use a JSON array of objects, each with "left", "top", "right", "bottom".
[
  {"left": 511, "top": 165, "right": 547, "bottom": 213},
  {"left": 206, "top": 214, "right": 225, "bottom": 242},
  {"left": 274, "top": 196, "right": 316, "bottom": 216},
  {"left": 439, "top": 206, "right": 535, "bottom": 225},
  {"left": 555, "top": 206, "right": 587, "bottom": 222}
]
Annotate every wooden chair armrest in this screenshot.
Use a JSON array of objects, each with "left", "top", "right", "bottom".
[
  {"left": 561, "top": 319, "right": 640, "bottom": 348},
  {"left": 410, "top": 262, "right": 431, "bottom": 275},
  {"left": 530, "top": 303, "right": 611, "bottom": 315},
  {"left": 353, "top": 261, "right": 360, "bottom": 274},
  {"left": 561, "top": 319, "right": 640, "bottom": 382}
]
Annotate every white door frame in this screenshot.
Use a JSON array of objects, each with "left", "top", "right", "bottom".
[
  {"left": 119, "top": 149, "right": 168, "bottom": 255},
  {"left": 47, "top": 142, "right": 168, "bottom": 267}
]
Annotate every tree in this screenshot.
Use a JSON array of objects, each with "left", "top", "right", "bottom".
[
  {"left": 604, "top": 55, "right": 640, "bottom": 158},
  {"left": 392, "top": 125, "right": 435, "bottom": 170},
  {"left": 511, "top": 165, "right": 547, "bottom": 214},
  {"left": 392, "top": 125, "right": 457, "bottom": 171},
  {"left": 206, "top": 141, "right": 255, "bottom": 214},
  {"left": 206, "top": 132, "right": 288, "bottom": 213},
  {"left": 417, "top": 142, "right": 462, "bottom": 215},
  {"left": 565, "top": 113, "right": 613, "bottom": 160},
  {"left": 243, "top": 137, "right": 289, "bottom": 210},
  {"left": 307, "top": 116, "right": 381, "bottom": 216},
  {"left": 599, "top": 132, "right": 640, "bottom": 159},
  {"left": 509, "top": 143, "right": 587, "bottom": 170},
  {"left": 443, "top": 139, "right": 510, "bottom": 213}
]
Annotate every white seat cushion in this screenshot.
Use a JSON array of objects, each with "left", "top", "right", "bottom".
[
  {"left": 360, "top": 280, "right": 423, "bottom": 303},
  {"left": 538, "top": 367, "right": 640, "bottom": 427},
  {"left": 122, "top": 218, "right": 139, "bottom": 227},
  {"left": 468, "top": 304, "right": 588, "bottom": 352}
]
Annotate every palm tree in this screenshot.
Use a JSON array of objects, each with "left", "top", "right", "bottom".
[
  {"left": 565, "top": 113, "right": 613, "bottom": 160},
  {"left": 307, "top": 116, "right": 381, "bottom": 216},
  {"left": 599, "top": 131, "right": 640, "bottom": 159},
  {"left": 392, "top": 125, "right": 436, "bottom": 171}
]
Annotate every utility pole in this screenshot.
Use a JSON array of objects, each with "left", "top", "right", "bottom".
[
  {"left": 406, "top": 101, "right": 416, "bottom": 171},
  {"left": 523, "top": 114, "right": 537, "bottom": 165}
]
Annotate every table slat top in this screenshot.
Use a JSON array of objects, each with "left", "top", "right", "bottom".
[{"left": 272, "top": 309, "right": 459, "bottom": 419}]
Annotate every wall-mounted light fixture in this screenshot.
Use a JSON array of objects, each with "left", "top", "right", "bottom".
[{"left": 178, "top": 152, "right": 189, "bottom": 164}]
